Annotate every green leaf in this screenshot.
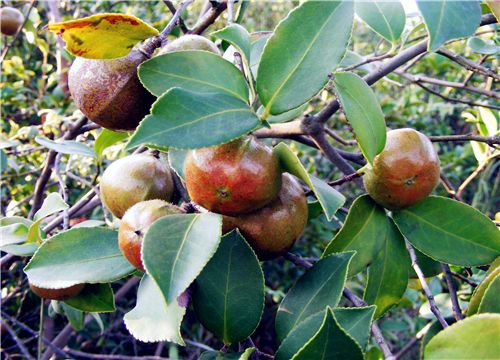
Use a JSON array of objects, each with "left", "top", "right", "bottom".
[
  {"left": 274, "top": 142, "right": 345, "bottom": 220},
  {"left": 61, "top": 303, "right": 84, "bottom": 331},
  {"left": 467, "top": 37, "right": 500, "bottom": 55},
  {"left": 213, "top": 24, "right": 251, "bottom": 63},
  {"left": 256, "top": 1, "right": 354, "bottom": 116},
  {"left": 333, "top": 72, "right": 386, "bottom": 164},
  {"left": 416, "top": 0, "right": 482, "bottom": 51},
  {"left": 249, "top": 32, "right": 271, "bottom": 79},
  {"left": 276, "top": 306, "right": 374, "bottom": 359},
  {"left": 94, "top": 129, "right": 128, "bottom": 161},
  {"left": 124, "top": 275, "right": 186, "bottom": 344},
  {"left": 35, "top": 136, "right": 95, "bottom": 157},
  {"left": 0, "top": 217, "right": 35, "bottom": 256},
  {"left": 127, "top": 89, "right": 259, "bottom": 150},
  {"left": 28, "top": 193, "right": 69, "bottom": 243},
  {"left": 293, "top": 308, "right": 363, "bottom": 360},
  {"left": 424, "top": 314, "right": 500, "bottom": 359},
  {"left": 323, "top": 195, "right": 387, "bottom": 277},
  {"left": 478, "top": 273, "right": 500, "bottom": 314},
  {"left": 24, "top": 228, "right": 134, "bottom": 288},
  {"left": 275, "top": 252, "right": 354, "bottom": 341},
  {"left": 168, "top": 149, "right": 188, "bottom": 181},
  {"left": 199, "top": 348, "right": 255, "bottom": 360},
  {"left": 364, "top": 218, "right": 410, "bottom": 318},
  {"left": 355, "top": 1, "right": 406, "bottom": 43},
  {"left": 468, "top": 264, "right": 500, "bottom": 316},
  {"left": 142, "top": 213, "right": 222, "bottom": 305},
  {"left": 257, "top": 103, "right": 308, "bottom": 123},
  {"left": 192, "top": 231, "right": 264, "bottom": 344},
  {"left": 63, "top": 283, "right": 115, "bottom": 313},
  {"left": 0, "top": 149, "right": 7, "bottom": 173},
  {"left": 138, "top": 51, "right": 249, "bottom": 101},
  {"left": 392, "top": 196, "right": 500, "bottom": 266}
]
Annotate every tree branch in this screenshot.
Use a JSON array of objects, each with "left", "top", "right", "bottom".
[
  {"left": 436, "top": 47, "right": 500, "bottom": 81},
  {"left": 441, "top": 264, "right": 465, "bottom": 321},
  {"left": 430, "top": 134, "right": 500, "bottom": 147},
  {"left": 189, "top": 1, "right": 228, "bottom": 35},
  {"left": 163, "top": 0, "right": 189, "bottom": 33},
  {"left": 405, "top": 241, "right": 449, "bottom": 328}
]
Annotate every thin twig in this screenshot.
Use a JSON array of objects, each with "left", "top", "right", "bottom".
[
  {"left": 328, "top": 172, "right": 362, "bottom": 187},
  {"left": 189, "top": 1, "right": 228, "bottom": 35},
  {"left": 441, "top": 264, "right": 465, "bottom": 321},
  {"left": 450, "top": 271, "right": 478, "bottom": 287},
  {"left": 163, "top": 0, "right": 189, "bottom": 33},
  {"left": 430, "top": 134, "right": 500, "bottom": 147},
  {"left": 456, "top": 154, "right": 499, "bottom": 198},
  {"left": 437, "top": 47, "right": 500, "bottom": 81},
  {"left": 1, "top": 318, "right": 35, "bottom": 360},
  {"left": 405, "top": 241, "right": 449, "bottom": 328},
  {"left": 325, "top": 128, "right": 357, "bottom": 146}
]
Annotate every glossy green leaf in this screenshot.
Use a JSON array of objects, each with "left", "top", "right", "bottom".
[
  {"left": 124, "top": 275, "right": 186, "bottom": 344},
  {"left": 193, "top": 231, "right": 264, "bottom": 344},
  {"left": 275, "top": 252, "right": 354, "bottom": 341},
  {"left": 127, "top": 89, "right": 259, "bottom": 150},
  {"left": 333, "top": 72, "right": 386, "bottom": 164},
  {"left": 168, "top": 149, "right": 188, "bottom": 181},
  {"left": 424, "top": 314, "right": 500, "bottom": 359},
  {"left": 249, "top": 32, "right": 271, "bottom": 79},
  {"left": 213, "top": 24, "right": 251, "bottom": 63},
  {"left": 276, "top": 306, "right": 375, "bottom": 360},
  {"left": 27, "top": 193, "right": 69, "bottom": 243},
  {"left": 0, "top": 217, "right": 37, "bottom": 256},
  {"left": 355, "top": 1, "right": 406, "bottom": 43},
  {"left": 257, "top": 1, "right": 354, "bottom": 116},
  {"left": 24, "top": 228, "right": 134, "bottom": 288},
  {"left": 61, "top": 303, "right": 84, "bottom": 331},
  {"left": 416, "top": 0, "right": 482, "bottom": 51},
  {"left": 142, "top": 213, "right": 222, "bottom": 305},
  {"left": 467, "top": 37, "right": 500, "bottom": 55},
  {"left": 94, "top": 129, "right": 128, "bottom": 160},
  {"left": 323, "top": 195, "right": 387, "bottom": 277},
  {"left": 138, "top": 51, "right": 249, "bottom": 101},
  {"left": 274, "top": 142, "right": 345, "bottom": 220},
  {"left": 35, "top": 136, "right": 95, "bottom": 157},
  {"left": 393, "top": 196, "right": 500, "bottom": 266},
  {"left": 478, "top": 273, "right": 500, "bottom": 314},
  {"left": 293, "top": 308, "right": 363, "bottom": 360},
  {"left": 364, "top": 218, "right": 410, "bottom": 318},
  {"left": 64, "top": 283, "right": 115, "bottom": 313},
  {"left": 468, "top": 264, "right": 500, "bottom": 316},
  {"left": 257, "top": 103, "right": 308, "bottom": 123}
]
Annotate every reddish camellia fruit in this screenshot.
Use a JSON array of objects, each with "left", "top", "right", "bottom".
[
  {"left": 100, "top": 153, "right": 174, "bottom": 219},
  {"left": 0, "top": 7, "right": 24, "bottom": 36},
  {"left": 185, "top": 136, "right": 282, "bottom": 216},
  {"left": 363, "top": 128, "right": 440, "bottom": 210},
  {"left": 118, "top": 200, "right": 182, "bottom": 271},
  {"left": 223, "top": 173, "right": 308, "bottom": 259},
  {"left": 157, "top": 34, "right": 220, "bottom": 55},
  {"left": 29, "top": 283, "right": 85, "bottom": 301},
  {"left": 68, "top": 50, "right": 155, "bottom": 131}
]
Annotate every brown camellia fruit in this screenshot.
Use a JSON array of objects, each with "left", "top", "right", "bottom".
[
  {"left": 68, "top": 50, "right": 155, "bottom": 132},
  {"left": 29, "top": 283, "right": 85, "bottom": 301},
  {"left": 157, "top": 34, "right": 220, "bottom": 55},
  {"left": 185, "top": 136, "right": 282, "bottom": 216},
  {"left": 0, "top": 7, "right": 24, "bottom": 36},
  {"left": 100, "top": 153, "right": 174, "bottom": 219},
  {"left": 363, "top": 128, "right": 440, "bottom": 210},
  {"left": 118, "top": 200, "right": 182, "bottom": 271},
  {"left": 223, "top": 173, "right": 308, "bottom": 260}
]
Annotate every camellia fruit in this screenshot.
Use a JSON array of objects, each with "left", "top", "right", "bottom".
[
  {"left": 363, "top": 128, "right": 440, "bottom": 210},
  {"left": 0, "top": 7, "right": 24, "bottom": 36},
  {"left": 157, "top": 34, "right": 220, "bottom": 55},
  {"left": 223, "top": 173, "right": 308, "bottom": 259},
  {"left": 185, "top": 136, "right": 282, "bottom": 216},
  {"left": 118, "top": 200, "right": 182, "bottom": 271},
  {"left": 68, "top": 50, "right": 155, "bottom": 132},
  {"left": 29, "top": 283, "right": 85, "bottom": 301},
  {"left": 100, "top": 153, "right": 174, "bottom": 219}
]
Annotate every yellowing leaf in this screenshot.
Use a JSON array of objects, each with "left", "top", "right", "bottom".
[{"left": 47, "top": 13, "right": 159, "bottom": 59}]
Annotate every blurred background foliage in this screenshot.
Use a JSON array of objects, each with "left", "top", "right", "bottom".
[{"left": 1, "top": 1, "right": 498, "bottom": 359}]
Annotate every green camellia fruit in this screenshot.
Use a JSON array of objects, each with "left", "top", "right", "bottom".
[
  {"left": 118, "top": 200, "right": 182, "bottom": 271},
  {"left": 0, "top": 7, "right": 24, "bottom": 36},
  {"left": 157, "top": 34, "right": 220, "bottom": 55},
  {"left": 68, "top": 50, "right": 155, "bottom": 132},
  {"left": 223, "top": 173, "right": 308, "bottom": 260},
  {"left": 185, "top": 136, "right": 282, "bottom": 216},
  {"left": 100, "top": 153, "right": 174, "bottom": 219},
  {"left": 364, "top": 128, "right": 440, "bottom": 210}
]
